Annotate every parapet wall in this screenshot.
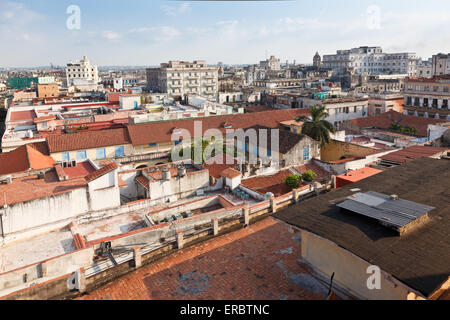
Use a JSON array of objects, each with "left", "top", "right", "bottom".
[{"left": 0, "top": 187, "right": 314, "bottom": 300}]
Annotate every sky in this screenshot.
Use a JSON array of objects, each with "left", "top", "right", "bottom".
[{"left": 1, "top": 0, "right": 450, "bottom": 67}]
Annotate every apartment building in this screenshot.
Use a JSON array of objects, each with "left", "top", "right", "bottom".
[
  {"left": 403, "top": 76, "right": 450, "bottom": 120},
  {"left": 66, "top": 56, "right": 99, "bottom": 86},
  {"left": 323, "top": 46, "right": 418, "bottom": 76},
  {"left": 432, "top": 53, "right": 450, "bottom": 76},
  {"left": 146, "top": 60, "right": 219, "bottom": 101}
]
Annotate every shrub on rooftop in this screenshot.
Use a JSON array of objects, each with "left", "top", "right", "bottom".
[{"left": 285, "top": 174, "right": 301, "bottom": 189}]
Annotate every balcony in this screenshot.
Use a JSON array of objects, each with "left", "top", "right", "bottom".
[
  {"left": 187, "top": 75, "right": 199, "bottom": 80},
  {"left": 188, "top": 82, "right": 199, "bottom": 87},
  {"left": 204, "top": 83, "right": 216, "bottom": 87},
  {"left": 171, "top": 83, "right": 182, "bottom": 88},
  {"left": 115, "top": 151, "right": 170, "bottom": 164},
  {"left": 204, "top": 74, "right": 215, "bottom": 79},
  {"left": 170, "top": 75, "right": 182, "bottom": 80}
]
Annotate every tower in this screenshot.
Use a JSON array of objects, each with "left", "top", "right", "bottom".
[{"left": 313, "top": 52, "right": 321, "bottom": 68}]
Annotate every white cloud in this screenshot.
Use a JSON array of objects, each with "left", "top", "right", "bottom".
[
  {"left": 102, "top": 30, "right": 121, "bottom": 40},
  {"left": 161, "top": 2, "right": 191, "bottom": 17},
  {"left": 128, "top": 26, "right": 181, "bottom": 42}
]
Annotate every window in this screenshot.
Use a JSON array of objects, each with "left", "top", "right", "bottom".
[
  {"left": 96, "top": 148, "right": 106, "bottom": 160},
  {"left": 303, "top": 147, "right": 310, "bottom": 161},
  {"left": 149, "top": 143, "right": 157, "bottom": 148},
  {"left": 76, "top": 150, "right": 87, "bottom": 161},
  {"left": 62, "top": 152, "right": 70, "bottom": 162},
  {"left": 267, "top": 148, "right": 272, "bottom": 157},
  {"left": 174, "top": 140, "right": 182, "bottom": 146},
  {"left": 115, "top": 146, "right": 125, "bottom": 158}
]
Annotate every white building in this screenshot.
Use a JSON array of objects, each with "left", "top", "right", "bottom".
[
  {"left": 146, "top": 60, "right": 219, "bottom": 101},
  {"left": 260, "top": 55, "right": 281, "bottom": 71},
  {"left": 66, "top": 56, "right": 99, "bottom": 86},
  {"left": 323, "top": 46, "right": 418, "bottom": 76}
]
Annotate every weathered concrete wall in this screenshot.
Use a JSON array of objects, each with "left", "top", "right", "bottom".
[
  {"left": 2, "top": 188, "right": 89, "bottom": 237},
  {"left": 320, "top": 140, "right": 378, "bottom": 162},
  {"left": 300, "top": 229, "right": 423, "bottom": 300}
]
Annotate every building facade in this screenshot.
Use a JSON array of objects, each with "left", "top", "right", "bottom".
[
  {"left": 403, "top": 77, "right": 450, "bottom": 120},
  {"left": 66, "top": 56, "right": 99, "bottom": 86},
  {"left": 431, "top": 53, "right": 450, "bottom": 76},
  {"left": 323, "top": 46, "right": 418, "bottom": 76},
  {"left": 146, "top": 60, "right": 219, "bottom": 101}
]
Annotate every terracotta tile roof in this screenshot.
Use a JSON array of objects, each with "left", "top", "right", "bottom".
[
  {"left": 380, "top": 146, "right": 449, "bottom": 164},
  {"left": 46, "top": 128, "right": 131, "bottom": 153},
  {"left": 294, "top": 163, "right": 331, "bottom": 182},
  {"left": 29, "top": 141, "right": 50, "bottom": 155},
  {"left": 247, "top": 125, "right": 308, "bottom": 154},
  {"left": 85, "top": 162, "right": 118, "bottom": 182},
  {"left": 34, "top": 115, "right": 56, "bottom": 123},
  {"left": 127, "top": 109, "right": 310, "bottom": 146},
  {"left": 203, "top": 154, "right": 238, "bottom": 179},
  {"left": 245, "top": 105, "right": 272, "bottom": 113},
  {"left": 118, "top": 176, "right": 127, "bottom": 188},
  {"left": 221, "top": 167, "right": 241, "bottom": 179},
  {"left": 0, "top": 172, "right": 86, "bottom": 206},
  {"left": 241, "top": 169, "right": 295, "bottom": 197},
  {"left": 135, "top": 175, "right": 149, "bottom": 189},
  {"left": 147, "top": 168, "right": 179, "bottom": 180},
  {"left": 9, "top": 110, "right": 36, "bottom": 121},
  {"left": 0, "top": 144, "right": 55, "bottom": 176},
  {"left": 63, "top": 161, "right": 97, "bottom": 179},
  {"left": 349, "top": 111, "right": 446, "bottom": 137}
]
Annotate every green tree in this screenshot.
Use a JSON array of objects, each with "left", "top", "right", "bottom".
[
  {"left": 296, "top": 106, "right": 336, "bottom": 147},
  {"left": 285, "top": 174, "right": 301, "bottom": 189},
  {"left": 301, "top": 170, "right": 317, "bottom": 183}
]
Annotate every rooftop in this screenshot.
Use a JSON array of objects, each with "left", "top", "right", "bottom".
[
  {"left": 0, "top": 171, "right": 86, "bottom": 206},
  {"left": 379, "top": 145, "right": 448, "bottom": 164},
  {"left": 349, "top": 110, "right": 447, "bottom": 137},
  {"left": 77, "top": 218, "right": 340, "bottom": 300},
  {"left": 241, "top": 168, "right": 296, "bottom": 197},
  {"left": 0, "top": 144, "right": 55, "bottom": 176},
  {"left": 336, "top": 167, "right": 383, "bottom": 184},
  {"left": 274, "top": 158, "right": 450, "bottom": 298}
]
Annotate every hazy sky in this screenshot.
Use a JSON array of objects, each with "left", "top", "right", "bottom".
[{"left": 1, "top": 0, "right": 450, "bottom": 67}]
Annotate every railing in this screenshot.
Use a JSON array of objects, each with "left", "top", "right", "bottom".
[{"left": 115, "top": 152, "right": 169, "bottom": 164}]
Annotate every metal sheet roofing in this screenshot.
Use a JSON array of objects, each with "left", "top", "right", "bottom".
[{"left": 337, "top": 191, "right": 434, "bottom": 228}]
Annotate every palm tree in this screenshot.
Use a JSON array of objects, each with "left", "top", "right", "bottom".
[{"left": 296, "top": 106, "right": 336, "bottom": 147}]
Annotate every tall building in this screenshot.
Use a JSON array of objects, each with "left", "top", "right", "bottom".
[
  {"left": 146, "top": 60, "right": 219, "bottom": 101},
  {"left": 313, "top": 52, "right": 321, "bottom": 68},
  {"left": 323, "top": 46, "right": 418, "bottom": 76},
  {"left": 260, "top": 55, "right": 281, "bottom": 71},
  {"left": 66, "top": 56, "right": 99, "bottom": 86},
  {"left": 431, "top": 53, "right": 450, "bottom": 76}
]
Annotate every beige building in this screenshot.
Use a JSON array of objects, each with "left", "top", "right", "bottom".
[
  {"left": 38, "top": 84, "right": 59, "bottom": 98},
  {"left": 403, "top": 76, "right": 450, "bottom": 120},
  {"left": 66, "top": 56, "right": 99, "bottom": 86},
  {"left": 146, "top": 60, "right": 219, "bottom": 101}
]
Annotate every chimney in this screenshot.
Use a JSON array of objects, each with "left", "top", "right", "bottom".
[
  {"left": 390, "top": 194, "right": 399, "bottom": 201},
  {"left": 5, "top": 175, "right": 12, "bottom": 185},
  {"left": 177, "top": 165, "right": 186, "bottom": 178},
  {"left": 162, "top": 167, "right": 171, "bottom": 181}
]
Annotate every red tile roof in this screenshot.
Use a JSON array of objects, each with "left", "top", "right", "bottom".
[
  {"left": 294, "top": 163, "right": 331, "bottom": 182},
  {"left": 221, "top": 167, "right": 241, "bottom": 179},
  {"left": 135, "top": 175, "right": 149, "bottom": 189},
  {"left": 63, "top": 161, "right": 97, "bottom": 179},
  {"left": 0, "top": 172, "right": 86, "bottom": 206},
  {"left": 9, "top": 110, "right": 36, "bottom": 121},
  {"left": 380, "top": 146, "right": 449, "bottom": 164},
  {"left": 46, "top": 128, "right": 131, "bottom": 153},
  {"left": 203, "top": 154, "right": 238, "bottom": 179},
  {"left": 0, "top": 145, "right": 55, "bottom": 176},
  {"left": 127, "top": 109, "right": 310, "bottom": 146},
  {"left": 241, "top": 169, "right": 294, "bottom": 197},
  {"left": 85, "top": 162, "right": 118, "bottom": 182},
  {"left": 34, "top": 115, "right": 56, "bottom": 123},
  {"left": 349, "top": 111, "right": 446, "bottom": 137}
]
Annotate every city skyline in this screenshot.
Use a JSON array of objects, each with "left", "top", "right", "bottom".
[{"left": 1, "top": 0, "right": 450, "bottom": 67}]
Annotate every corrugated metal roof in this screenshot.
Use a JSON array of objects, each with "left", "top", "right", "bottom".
[{"left": 337, "top": 191, "right": 434, "bottom": 228}]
